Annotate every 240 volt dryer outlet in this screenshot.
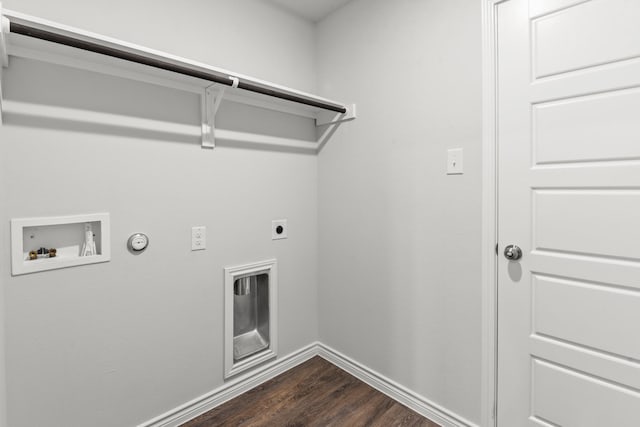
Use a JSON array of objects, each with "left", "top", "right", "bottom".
[{"left": 272, "top": 220, "right": 287, "bottom": 240}]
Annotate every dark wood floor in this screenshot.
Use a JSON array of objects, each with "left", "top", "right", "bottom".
[{"left": 182, "top": 356, "right": 440, "bottom": 427}]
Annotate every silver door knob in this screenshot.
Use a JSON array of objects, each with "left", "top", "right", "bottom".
[{"left": 504, "top": 245, "right": 523, "bottom": 261}]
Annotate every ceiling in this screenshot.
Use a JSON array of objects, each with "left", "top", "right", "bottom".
[{"left": 266, "top": 0, "right": 353, "bottom": 22}]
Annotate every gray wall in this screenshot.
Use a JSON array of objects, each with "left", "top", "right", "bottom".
[
  {"left": 0, "top": 1, "right": 319, "bottom": 426},
  {"left": 316, "top": 0, "right": 483, "bottom": 424}
]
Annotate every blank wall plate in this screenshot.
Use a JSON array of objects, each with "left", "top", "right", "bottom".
[
  {"left": 272, "top": 219, "right": 287, "bottom": 240},
  {"left": 447, "top": 148, "right": 464, "bottom": 175}
]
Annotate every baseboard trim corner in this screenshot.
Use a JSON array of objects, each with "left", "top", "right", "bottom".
[
  {"left": 316, "top": 343, "right": 478, "bottom": 427},
  {"left": 137, "top": 342, "right": 319, "bottom": 427},
  {"left": 139, "top": 342, "right": 478, "bottom": 427}
]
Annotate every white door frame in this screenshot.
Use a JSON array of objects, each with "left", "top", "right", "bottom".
[{"left": 481, "top": 1, "right": 501, "bottom": 426}]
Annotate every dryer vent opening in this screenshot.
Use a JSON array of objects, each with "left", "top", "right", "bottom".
[
  {"left": 224, "top": 260, "right": 278, "bottom": 378},
  {"left": 233, "top": 274, "right": 269, "bottom": 360}
]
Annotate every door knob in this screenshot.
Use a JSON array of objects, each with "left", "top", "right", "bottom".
[{"left": 504, "top": 245, "right": 523, "bottom": 261}]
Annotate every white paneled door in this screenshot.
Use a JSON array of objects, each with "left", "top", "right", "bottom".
[{"left": 496, "top": 0, "right": 640, "bottom": 426}]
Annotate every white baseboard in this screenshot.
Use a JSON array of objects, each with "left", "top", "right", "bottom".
[
  {"left": 139, "top": 342, "right": 477, "bottom": 427},
  {"left": 316, "top": 343, "right": 478, "bottom": 427},
  {"left": 137, "top": 343, "right": 319, "bottom": 427}
]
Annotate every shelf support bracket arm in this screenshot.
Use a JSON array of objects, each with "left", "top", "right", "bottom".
[
  {"left": 201, "top": 76, "right": 240, "bottom": 149},
  {"left": 201, "top": 84, "right": 216, "bottom": 149}
]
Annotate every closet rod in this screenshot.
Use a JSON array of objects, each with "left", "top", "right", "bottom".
[{"left": 8, "top": 22, "right": 348, "bottom": 114}]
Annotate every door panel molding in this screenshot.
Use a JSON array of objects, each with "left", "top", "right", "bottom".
[{"left": 487, "top": 0, "right": 640, "bottom": 425}]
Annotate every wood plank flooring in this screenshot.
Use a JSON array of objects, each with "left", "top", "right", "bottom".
[{"left": 182, "top": 356, "right": 440, "bottom": 427}]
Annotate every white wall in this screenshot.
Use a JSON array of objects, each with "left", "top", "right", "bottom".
[
  {"left": 0, "top": 1, "right": 319, "bottom": 426},
  {"left": 316, "top": 0, "right": 483, "bottom": 424}
]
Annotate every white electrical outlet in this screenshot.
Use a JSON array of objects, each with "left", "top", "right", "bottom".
[
  {"left": 191, "top": 226, "right": 206, "bottom": 250},
  {"left": 447, "top": 148, "right": 464, "bottom": 175},
  {"left": 272, "top": 219, "right": 287, "bottom": 240}
]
